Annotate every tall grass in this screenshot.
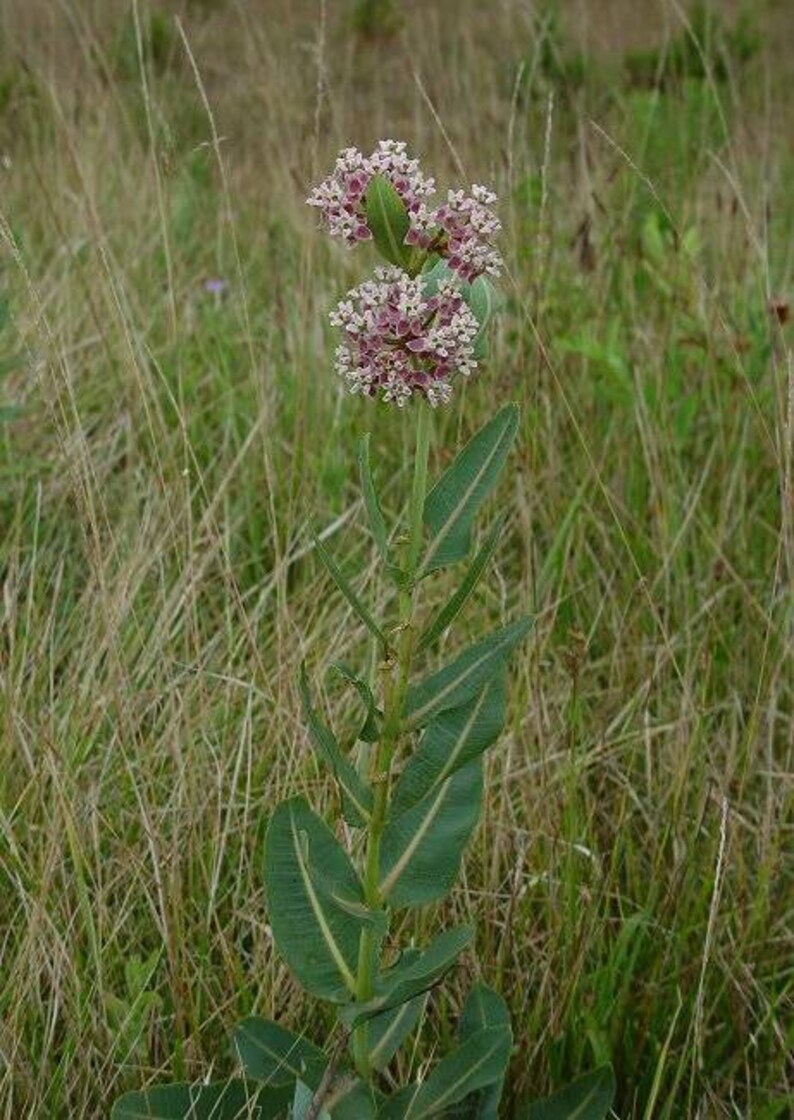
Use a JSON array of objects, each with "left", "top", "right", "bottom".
[{"left": 0, "top": 1, "right": 792, "bottom": 1116}]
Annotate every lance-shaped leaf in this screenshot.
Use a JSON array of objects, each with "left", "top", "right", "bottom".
[
  {"left": 330, "top": 1080, "right": 380, "bottom": 1119},
  {"left": 364, "top": 993, "right": 428, "bottom": 1072},
  {"left": 377, "top": 1026, "right": 513, "bottom": 1119},
  {"left": 466, "top": 275, "right": 499, "bottom": 360},
  {"left": 340, "top": 926, "right": 473, "bottom": 1029},
  {"left": 330, "top": 662, "right": 382, "bottom": 743},
  {"left": 312, "top": 531, "right": 389, "bottom": 649},
  {"left": 300, "top": 666, "right": 373, "bottom": 827},
  {"left": 264, "top": 797, "right": 383, "bottom": 1002},
  {"left": 421, "top": 404, "right": 519, "bottom": 576},
  {"left": 418, "top": 518, "right": 505, "bottom": 654},
  {"left": 293, "top": 1080, "right": 330, "bottom": 1120},
  {"left": 365, "top": 175, "right": 412, "bottom": 269},
  {"left": 521, "top": 1066, "right": 616, "bottom": 1120},
  {"left": 233, "top": 1017, "right": 327, "bottom": 1089},
  {"left": 358, "top": 434, "right": 389, "bottom": 564},
  {"left": 405, "top": 616, "right": 531, "bottom": 730},
  {"left": 444, "top": 985, "right": 512, "bottom": 1119},
  {"left": 394, "top": 678, "right": 506, "bottom": 815},
  {"left": 111, "top": 1080, "right": 291, "bottom": 1120},
  {"left": 380, "top": 760, "right": 483, "bottom": 909}
]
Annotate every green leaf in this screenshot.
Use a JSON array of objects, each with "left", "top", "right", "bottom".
[
  {"left": 365, "top": 994, "right": 428, "bottom": 1072},
  {"left": 329, "top": 662, "right": 382, "bottom": 743},
  {"left": 111, "top": 1080, "right": 291, "bottom": 1119},
  {"left": 264, "top": 797, "right": 381, "bottom": 1002},
  {"left": 233, "top": 1017, "right": 327, "bottom": 1088},
  {"left": 377, "top": 1027, "right": 512, "bottom": 1119},
  {"left": 444, "top": 986, "right": 512, "bottom": 1118},
  {"left": 365, "top": 175, "right": 411, "bottom": 269},
  {"left": 405, "top": 617, "right": 532, "bottom": 730},
  {"left": 358, "top": 434, "right": 389, "bottom": 564},
  {"left": 465, "top": 276, "right": 499, "bottom": 360},
  {"left": 299, "top": 666, "right": 373, "bottom": 827},
  {"left": 522, "top": 1066, "right": 616, "bottom": 1120},
  {"left": 312, "top": 531, "right": 389, "bottom": 649},
  {"left": 394, "top": 679, "right": 506, "bottom": 815},
  {"left": 417, "top": 518, "right": 505, "bottom": 654},
  {"left": 293, "top": 1080, "right": 330, "bottom": 1120},
  {"left": 341, "top": 926, "right": 473, "bottom": 1029},
  {"left": 330, "top": 1080, "right": 380, "bottom": 1119},
  {"left": 380, "top": 760, "right": 483, "bottom": 909},
  {"left": 421, "top": 404, "right": 519, "bottom": 575}
]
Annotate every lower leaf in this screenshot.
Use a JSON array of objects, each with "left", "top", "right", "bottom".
[{"left": 111, "top": 1079, "right": 291, "bottom": 1120}]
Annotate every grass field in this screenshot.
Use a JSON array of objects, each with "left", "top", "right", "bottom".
[{"left": 0, "top": 1, "right": 792, "bottom": 1116}]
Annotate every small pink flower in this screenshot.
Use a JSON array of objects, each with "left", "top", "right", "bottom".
[
  {"left": 329, "top": 266, "right": 479, "bottom": 407},
  {"left": 433, "top": 185, "right": 502, "bottom": 282}
]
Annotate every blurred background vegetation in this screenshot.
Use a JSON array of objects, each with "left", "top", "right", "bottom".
[{"left": 0, "top": 1, "right": 792, "bottom": 1116}]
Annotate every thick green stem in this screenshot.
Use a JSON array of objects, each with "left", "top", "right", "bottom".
[{"left": 352, "top": 402, "right": 432, "bottom": 1079}]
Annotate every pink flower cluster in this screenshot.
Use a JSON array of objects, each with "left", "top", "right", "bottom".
[
  {"left": 307, "top": 140, "right": 502, "bottom": 282},
  {"left": 306, "top": 140, "right": 436, "bottom": 248},
  {"left": 329, "top": 266, "right": 479, "bottom": 407}
]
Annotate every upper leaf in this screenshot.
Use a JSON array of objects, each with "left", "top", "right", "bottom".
[
  {"left": 329, "top": 662, "right": 382, "bottom": 743},
  {"left": 233, "top": 1017, "right": 327, "bottom": 1089},
  {"left": 365, "top": 175, "right": 412, "bottom": 270},
  {"left": 466, "top": 276, "right": 499, "bottom": 361},
  {"left": 417, "top": 517, "right": 505, "bottom": 654},
  {"left": 394, "top": 678, "right": 506, "bottom": 815},
  {"left": 404, "top": 617, "right": 532, "bottom": 730},
  {"left": 111, "top": 1080, "right": 291, "bottom": 1120},
  {"left": 300, "top": 666, "right": 373, "bottom": 827},
  {"left": 312, "top": 531, "right": 389, "bottom": 648},
  {"left": 521, "top": 1066, "right": 616, "bottom": 1120},
  {"left": 358, "top": 434, "right": 390, "bottom": 565},
  {"left": 264, "top": 797, "right": 382, "bottom": 1002},
  {"left": 340, "top": 926, "right": 473, "bottom": 1028},
  {"left": 364, "top": 993, "right": 428, "bottom": 1072},
  {"left": 377, "top": 1027, "right": 512, "bottom": 1119},
  {"left": 379, "top": 760, "right": 483, "bottom": 909},
  {"left": 421, "top": 404, "right": 519, "bottom": 575}
]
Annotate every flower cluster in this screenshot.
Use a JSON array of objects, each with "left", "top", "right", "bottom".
[
  {"left": 306, "top": 140, "right": 436, "bottom": 248},
  {"left": 307, "top": 140, "right": 502, "bottom": 282},
  {"left": 330, "top": 266, "right": 479, "bottom": 407}
]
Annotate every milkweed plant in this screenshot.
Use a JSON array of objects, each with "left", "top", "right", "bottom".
[{"left": 113, "top": 141, "right": 615, "bottom": 1120}]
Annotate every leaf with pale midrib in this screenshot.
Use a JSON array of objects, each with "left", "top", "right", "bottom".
[
  {"left": 422, "top": 404, "right": 519, "bottom": 575},
  {"left": 394, "top": 678, "right": 505, "bottom": 815},
  {"left": 404, "top": 617, "right": 532, "bottom": 730},
  {"left": 264, "top": 797, "right": 380, "bottom": 1002},
  {"left": 380, "top": 760, "right": 483, "bottom": 909}
]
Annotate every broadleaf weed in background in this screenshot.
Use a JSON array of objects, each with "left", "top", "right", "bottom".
[{"left": 111, "top": 141, "right": 615, "bottom": 1119}]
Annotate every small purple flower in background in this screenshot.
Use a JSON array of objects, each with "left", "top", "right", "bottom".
[
  {"left": 330, "top": 265, "right": 479, "bottom": 407},
  {"left": 204, "top": 278, "right": 228, "bottom": 295},
  {"left": 307, "top": 139, "right": 435, "bottom": 248}
]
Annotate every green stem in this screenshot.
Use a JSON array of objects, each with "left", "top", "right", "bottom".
[{"left": 352, "top": 401, "right": 432, "bottom": 1079}]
